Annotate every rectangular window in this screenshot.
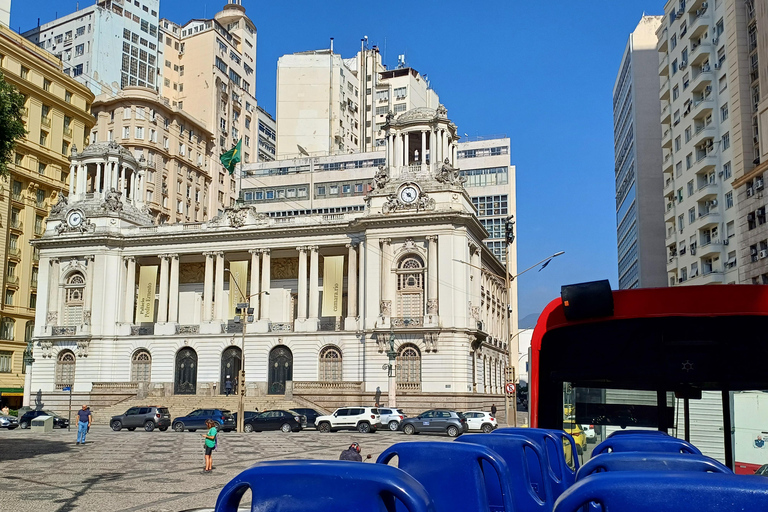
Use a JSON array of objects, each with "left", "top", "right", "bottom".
[
  {"left": 135, "top": 126, "right": 144, "bottom": 139},
  {"left": 720, "top": 103, "right": 729, "bottom": 121},
  {"left": 723, "top": 161, "right": 732, "bottom": 179},
  {"left": 5, "top": 290, "right": 14, "bottom": 306},
  {"left": 726, "top": 191, "right": 733, "bottom": 209},
  {"left": 0, "top": 351, "right": 11, "bottom": 372},
  {"left": 123, "top": 126, "right": 130, "bottom": 139},
  {"left": 75, "top": 44, "right": 84, "bottom": 56},
  {"left": 394, "top": 86, "right": 407, "bottom": 99},
  {"left": 722, "top": 132, "right": 730, "bottom": 150}
]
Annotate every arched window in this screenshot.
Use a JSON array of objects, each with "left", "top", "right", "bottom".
[
  {"left": 56, "top": 350, "right": 76, "bottom": 389},
  {"left": 64, "top": 272, "right": 85, "bottom": 326},
  {"left": 396, "top": 255, "right": 425, "bottom": 318},
  {"left": 24, "top": 320, "right": 34, "bottom": 342},
  {"left": 319, "top": 345, "right": 342, "bottom": 382},
  {"left": 396, "top": 343, "right": 421, "bottom": 387},
  {"left": 131, "top": 349, "right": 152, "bottom": 382},
  {"left": 0, "top": 317, "right": 14, "bottom": 340}
]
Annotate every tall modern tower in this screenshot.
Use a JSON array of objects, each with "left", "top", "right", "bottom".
[{"left": 614, "top": 15, "right": 667, "bottom": 289}]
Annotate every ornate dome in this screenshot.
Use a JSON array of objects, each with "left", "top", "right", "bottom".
[{"left": 77, "top": 141, "right": 138, "bottom": 165}]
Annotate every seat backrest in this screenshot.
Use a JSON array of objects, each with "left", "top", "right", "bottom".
[
  {"left": 214, "top": 460, "right": 436, "bottom": 512},
  {"left": 493, "top": 428, "right": 579, "bottom": 491},
  {"left": 377, "top": 441, "right": 516, "bottom": 512},
  {"left": 577, "top": 452, "right": 732, "bottom": 481},
  {"left": 553, "top": 471, "right": 768, "bottom": 512},
  {"left": 607, "top": 429, "right": 670, "bottom": 438},
  {"left": 591, "top": 435, "right": 702, "bottom": 457},
  {"left": 455, "top": 434, "right": 554, "bottom": 512}
]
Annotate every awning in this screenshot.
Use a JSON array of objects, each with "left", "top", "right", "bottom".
[{"left": 0, "top": 387, "right": 24, "bottom": 396}]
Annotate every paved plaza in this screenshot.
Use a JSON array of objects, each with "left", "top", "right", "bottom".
[{"left": 0, "top": 425, "right": 456, "bottom": 512}]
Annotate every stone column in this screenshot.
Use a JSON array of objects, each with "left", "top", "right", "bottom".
[
  {"left": 426, "top": 235, "right": 438, "bottom": 315},
  {"left": 260, "top": 249, "right": 271, "bottom": 319},
  {"left": 249, "top": 249, "right": 260, "bottom": 319},
  {"left": 94, "top": 163, "right": 102, "bottom": 195},
  {"left": 124, "top": 257, "right": 136, "bottom": 324},
  {"left": 443, "top": 132, "right": 449, "bottom": 163},
  {"left": 215, "top": 251, "right": 225, "bottom": 320},
  {"left": 76, "top": 164, "right": 84, "bottom": 198},
  {"left": 452, "top": 142, "right": 457, "bottom": 166},
  {"left": 430, "top": 130, "right": 437, "bottom": 167},
  {"left": 380, "top": 238, "right": 392, "bottom": 317},
  {"left": 395, "top": 133, "right": 402, "bottom": 167},
  {"left": 470, "top": 243, "right": 481, "bottom": 308},
  {"left": 203, "top": 252, "right": 214, "bottom": 321},
  {"left": 47, "top": 258, "right": 60, "bottom": 325},
  {"left": 388, "top": 133, "right": 394, "bottom": 167},
  {"left": 404, "top": 133, "right": 410, "bottom": 166},
  {"left": 421, "top": 131, "right": 427, "bottom": 172},
  {"left": 129, "top": 171, "right": 135, "bottom": 205},
  {"left": 68, "top": 164, "right": 75, "bottom": 197},
  {"left": 168, "top": 254, "right": 180, "bottom": 323},
  {"left": 157, "top": 254, "right": 170, "bottom": 323},
  {"left": 297, "top": 246, "right": 308, "bottom": 320},
  {"left": 140, "top": 171, "right": 146, "bottom": 204},
  {"left": 111, "top": 162, "right": 118, "bottom": 191},
  {"left": 346, "top": 243, "right": 358, "bottom": 319},
  {"left": 308, "top": 246, "right": 319, "bottom": 320}
]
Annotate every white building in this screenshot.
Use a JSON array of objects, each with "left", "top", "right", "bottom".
[
  {"left": 23, "top": 0, "right": 162, "bottom": 95},
  {"left": 0, "top": 0, "right": 10, "bottom": 28},
  {"left": 614, "top": 16, "right": 668, "bottom": 289},
  {"left": 25, "top": 109, "right": 510, "bottom": 416}
]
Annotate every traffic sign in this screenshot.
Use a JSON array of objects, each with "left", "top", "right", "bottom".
[
  {"left": 505, "top": 382, "right": 515, "bottom": 394},
  {"left": 62, "top": 386, "right": 71, "bottom": 391}
]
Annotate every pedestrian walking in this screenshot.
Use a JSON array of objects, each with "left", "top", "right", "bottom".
[
  {"left": 225, "top": 377, "right": 232, "bottom": 397},
  {"left": 76, "top": 404, "right": 91, "bottom": 445},
  {"left": 339, "top": 442, "right": 372, "bottom": 462},
  {"left": 201, "top": 419, "right": 218, "bottom": 473},
  {"left": 491, "top": 404, "right": 497, "bottom": 417}
]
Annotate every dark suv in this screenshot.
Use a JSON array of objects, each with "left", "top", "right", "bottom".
[
  {"left": 18, "top": 410, "right": 69, "bottom": 429},
  {"left": 110, "top": 406, "right": 171, "bottom": 432},
  {"left": 399, "top": 409, "right": 468, "bottom": 437},
  {"left": 172, "top": 409, "right": 235, "bottom": 432}
]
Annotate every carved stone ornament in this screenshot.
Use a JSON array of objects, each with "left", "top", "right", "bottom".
[
  {"left": 50, "top": 194, "right": 68, "bottom": 215},
  {"left": 401, "top": 238, "right": 417, "bottom": 252},
  {"left": 102, "top": 188, "right": 124, "bottom": 212},
  {"left": 424, "top": 332, "right": 439, "bottom": 352},
  {"left": 76, "top": 339, "right": 90, "bottom": 358},
  {"left": 376, "top": 333, "right": 389, "bottom": 353},
  {"left": 56, "top": 218, "right": 96, "bottom": 235},
  {"left": 382, "top": 192, "right": 436, "bottom": 215},
  {"left": 227, "top": 207, "right": 247, "bottom": 228},
  {"left": 470, "top": 305, "right": 481, "bottom": 320},
  {"left": 371, "top": 165, "right": 390, "bottom": 189},
  {"left": 434, "top": 158, "right": 466, "bottom": 186},
  {"left": 380, "top": 300, "right": 392, "bottom": 317},
  {"left": 46, "top": 311, "right": 58, "bottom": 325},
  {"left": 427, "top": 299, "right": 439, "bottom": 315},
  {"left": 82, "top": 310, "right": 91, "bottom": 326},
  {"left": 39, "top": 340, "right": 53, "bottom": 358}
]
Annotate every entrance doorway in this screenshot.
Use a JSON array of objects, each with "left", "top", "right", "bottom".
[
  {"left": 268, "top": 346, "right": 293, "bottom": 395},
  {"left": 174, "top": 347, "right": 197, "bottom": 395},
  {"left": 220, "top": 346, "right": 242, "bottom": 394}
]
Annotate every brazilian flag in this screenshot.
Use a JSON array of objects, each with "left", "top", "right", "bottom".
[{"left": 220, "top": 139, "right": 242, "bottom": 175}]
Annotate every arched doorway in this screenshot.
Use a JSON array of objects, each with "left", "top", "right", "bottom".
[
  {"left": 268, "top": 346, "right": 293, "bottom": 395},
  {"left": 220, "top": 346, "right": 242, "bottom": 394},
  {"left": 174, "top": 347, "right": 197, "bottom": 395}
]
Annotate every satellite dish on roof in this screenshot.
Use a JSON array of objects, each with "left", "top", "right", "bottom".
[{"left": 297, "top": 144, "right": 309, "bottom": 156}]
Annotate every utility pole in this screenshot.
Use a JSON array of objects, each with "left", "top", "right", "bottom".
[
  {"left": 225, "top": 268, "right": 256, "bottom": 434},
  {"left": 505, "top": 215, "right": 517, "bottom": 428},
  {"left": 386, "top": 328, "right": 397, "bottom": 407}
]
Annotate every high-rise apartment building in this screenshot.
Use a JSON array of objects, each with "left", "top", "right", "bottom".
[
  {"left": 0, "top": 0, "right": 10, "bottom": 28},
  {"left": 0, "top": 24, "right": 94, "bottom": 406},
  {"left": 22, "top": 0, "right": 162, "bottom": 95},
  {"left": 614, "top": 16, "right": 667, "bottom": 289},
  {"left": 159, "top": 0, "right": 261, "bottom": 214},
  {"left": 658, "top": 0, "right": 742, "bottom": 286},
  {"left": 276, "top": 46, "right": 438, "bottom": 159},
  {"left": 90, "top": 87, "right": 215, "bottom": 224}
]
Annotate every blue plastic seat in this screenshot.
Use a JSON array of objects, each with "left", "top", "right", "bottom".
[
  {"left": 214, "top": 460, "right": 437, "bottom": 512},
  {"left": 377, "top": 441, "right": 516, "bottom": 512},
  {"left": 591, "top": 435, "right": 702, "bottom": 457},
  {"left": 577, "top": 452, "right": 732, "bottom": 481},
  {"left": 553, "top": 471, "right": 768, "bottom": 512},
  {"left": 607, "top": 429, "right": 670, "bottom": 438},
  {"left": 493, "top": 428, "right": 580, "bottom": 494},
  {"left": 455, "top": 433, "right": 554, "bottom": 512}
]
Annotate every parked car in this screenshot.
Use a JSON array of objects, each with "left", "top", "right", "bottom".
[
  {"left": 110, "top": 406, "right": 171, "bottom": 432},
  {"left": 291, "top": 407, "right": 322, "bottom": 428},
  {"left": 399, "top": 410, "right": 468, "bottom": 437},
  {"left": 231, "top": 411, "right": 260, "bottom": 424},
  {"left": 463, "top": 411, "right": 498, "bottom": 433},
  {"left": 172, "top": 409, "right": 235, "bottom": 432},
  {"left": 581, "top": 424, "right": 597, "bottom": 443},
  {"left": 243, "top": 410, "right": 306, "bottom": 433},
  {"left": 378, "top": 407, "right": 407, "bottom": 431},
  {"left": 563, "top": 420, "right": 587, "bottom": 455},
  {"left": 0, "top": 413, "right": 19, "bottom": 429},
  {"left": 18, "top": 410, "right": 69, "bottom": 429},
  {"left": 315, "top": 407, "right": 381, "bottom": 433}
]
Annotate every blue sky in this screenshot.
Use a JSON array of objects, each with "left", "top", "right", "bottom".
[{"left": 11, "top": 0, "right": 662, "bottom": 320}]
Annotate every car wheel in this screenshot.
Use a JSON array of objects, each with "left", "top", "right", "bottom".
[
  {"left": 357, "top": 422, "right": 371, "bottom": 434},
  {"left": 19, "top": 421, "right": 28, "bottom": 429},
  {"left": 127, "top": 428, "right": 136, "bottom": 431},
  {"left": 481, "top": 423, "right": 493, "bottom": 433},
  {"left": 158, "top": 427, "right": 168, "bottom": 432},
  {"left": 447, "top": 425, "right": 460, "bottom": 437},
  {"left": 403, "top": 424, "right": 416, "bottom": 435},
  {"left": 173, "top": 422, "right": 185, "bottom": 432},
  {"left": 144, "top": 421, "right": 155, "bottom": 432},
  {"left": 243, "top": 424, "right": 254, "bottom": 433},
  {"left": 281, "top": 423, "right": 292, "bottom": 433},
  {"left": 111, "top": 420, "right": 122, "bottom": 431},
  {"left": 317, "top": 422, "right": 331, "bottom": 433},
  {"left": 388, "top": 421, "right": 399, "bottom": 431}
]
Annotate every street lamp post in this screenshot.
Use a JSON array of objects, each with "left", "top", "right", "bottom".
[
  {"left": 504, "top": 215, "right": 516, "bottom": 428},
  {"left": 386, "top": 330, "right": 397, "bottom": 407}
]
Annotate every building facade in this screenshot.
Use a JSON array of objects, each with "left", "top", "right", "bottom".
[
  {"left": 0, "top": 24, "right": 94, "bottom": 406},
  {"left": 614, "top": 16, "right": 667, "bottom": 290},
  {"left": 90, "top": 86, "right": 216, "bottom": 224},
  {"left": 23, "top": 0, "right": 162, "bottom": 96},
  {"left": 25, "top": 111, "right": 509, "bottom": 410}
]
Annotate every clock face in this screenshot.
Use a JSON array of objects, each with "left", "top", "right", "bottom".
[
  {"left": 67, "top": 211, "right": 83, "bottom": 228},
  {"left": 399, "top": 186, "right": 419, "bottom": 204}
]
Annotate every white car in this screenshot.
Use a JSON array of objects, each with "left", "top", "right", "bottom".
[
  {"left": 463, "top": 411, "right": 498, "bottom": 433},
  {"left": 315, "top": 407, "right": 381, "bottom": 433},
  {"left": 581, "top": 424, "right": 597, "bottom": 443},
  {"left": 378, "top": 407, "right": 407, "bottom": 431}
]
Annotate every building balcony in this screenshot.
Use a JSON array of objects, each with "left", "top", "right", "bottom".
[
  {"left": 694, "top": 151, "right": 718, "bottom": 172},
  {"left": 692, "top": 95, "right": 715, "bottom": 119},
  {"left": 661, "top": 103, "right": 672, "bottom": 124},
  {"left": 660, "top": 78, "right": 670, "bottom": 100},
  {"left": 663, "top": 153, "right": 674, "bottom": 174},
  {"left": 690, "top": 41, "right": 712, "bottom": 65},
  {"left": 9, "top": 220, "right": 23, "bottom": 231},
  {"left": 686, "top": 0, "right": 707, "bottom": 15},
  {"left": 657, "top": 28, "right": 669, "bottom": 52},
  {"left": 689, "top": 10, "right": 710, "bottom": 40},
  {"left": 662, "top": 128, "right": 673, "bottom": 149},
  {"left": 63, "top": 127, "right": 73, "bottom": 138},
  {"left": 665, "top": 201, "right": 676, "bottom": 222},
  {"left": 7, "top": 247, "right": 20, "bottom": 259},
  {"left": 5, "top": 275, "right": 18, "bottom": 286},
  {"left": 698, "top": 240, "right": 722, "bottom": 258},
  {"left": 21, "top": 107, "right": 28, "bottom": 119},
  {"left": 659, "top": 54, "right": 670, "bottom": 76},
  {"left": 699, "top": 270, "right": 724, "bottom": 284},
  {"left": 692, "top": 124, "right": 716, "bottom": 147},
  {"left": 40, "top": 116, "right": 51, "bottom": 128},
  {"left": 691, "top": 68, "right": 713, "bottom": 92},
  {"left": 698, "top": 210, "right": 721, "bottom": 228},
  {"left": 696, "top": 180, "right": 718, "bottom": 199}
]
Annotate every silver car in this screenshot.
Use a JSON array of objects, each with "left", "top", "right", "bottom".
[
  {"left": 0, "top": 414, "right": 18, "bottom": 429},
  {"left": 378, "top": 408, "right": 407, "bottom": 431}
]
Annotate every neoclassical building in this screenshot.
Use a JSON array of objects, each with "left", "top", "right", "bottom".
[{"left": 25, "top": 109, "right": 510, "bottom": 410}]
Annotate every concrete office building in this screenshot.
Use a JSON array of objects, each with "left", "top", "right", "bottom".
[
  {"left": 0, "top": 24, "right": 94, "bottom": 407},
  {"left": 276, "top": 46, "right": 439, "bottom": 159},
  {"left": 90, "top": 86, "right": 216, "bottom": 224},
  {"left": 23, "top": 0, "right": 162, "bottom": 95},
  {"left": 0, "top": 0, "right": 10, "bottom": 28},
  {"left": 160, "top": 1, "right": 267, "bottom": 214},
  {"left": 614, "top": 15, "right": 667, "bottom": 289}
]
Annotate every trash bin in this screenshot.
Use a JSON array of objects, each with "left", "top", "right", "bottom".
[{"left": 31, "top": 415, "right": 54, "bottom": 433}]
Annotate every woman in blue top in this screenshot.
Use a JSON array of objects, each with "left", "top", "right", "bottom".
[{"left": 201, "top": 419, "right": 217, "bottom": 473}]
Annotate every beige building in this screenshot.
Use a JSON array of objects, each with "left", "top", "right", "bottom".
[
  {"left": 0, "top": 24, "right": 94, "bottom": 406},
  {"left": 159, "top": 1, "right": 262, "bottom": 215},
  {"left": 90, "top": 86, "right": 215, "bottom": 224}
]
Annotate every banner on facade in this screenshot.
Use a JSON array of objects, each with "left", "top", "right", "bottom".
[
  {"left": 229, "top": 260, "right": 249, "bottom": 318},
  {"left": 136, "top": 266, "right": 157, "bottom": 323},
  {"left": 322, "top": 255, "right": 344, "bottom": 317}
]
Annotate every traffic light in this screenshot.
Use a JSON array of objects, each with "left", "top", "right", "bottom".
[
  {"left": 239, "top": 370, "right": 246, "bottom": 395},
  {"left": 505, "top": 215, "right": 515, "bottom": 244}
]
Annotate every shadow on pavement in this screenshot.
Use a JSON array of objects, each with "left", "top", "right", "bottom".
[{"left": 0, "top": 438, "right": 73, "bottom": 461}]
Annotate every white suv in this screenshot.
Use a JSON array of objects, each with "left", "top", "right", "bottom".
[
  {"left": 316, "top": 407, "right": 381, "bottom": 433},
  {"left": 378, "top": 407, "right": 407, "bottom": 431},
  {"left": 463, "top": 411, "right": 498, "bottom": 433}
]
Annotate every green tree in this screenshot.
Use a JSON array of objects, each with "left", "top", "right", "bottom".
[{"left": 0, "top": 71, "right": 27, "bottom": 177}]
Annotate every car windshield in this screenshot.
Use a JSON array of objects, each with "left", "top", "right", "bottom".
[
  {"left": 457, "top": 412, "right": 466, "bottom": 420},
  {"left": 371, "top": 408, "right": 379, "bottom": 414},
  {"left": 757, "top": 465, "right": 768, "bottom": 475}
]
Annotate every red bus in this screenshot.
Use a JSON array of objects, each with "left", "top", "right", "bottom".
[{"left": 528, "top": 281, "right": 768, "bottom": 473}]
